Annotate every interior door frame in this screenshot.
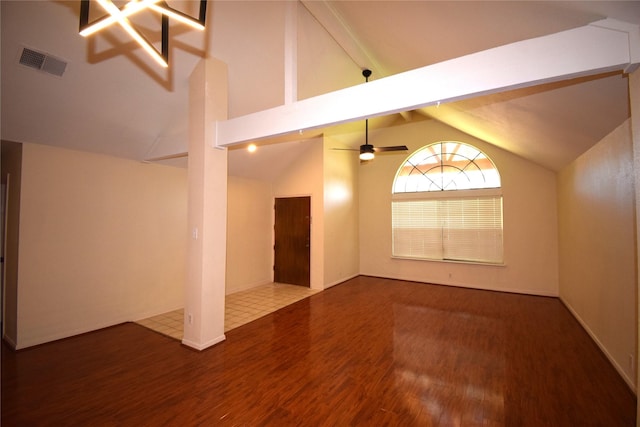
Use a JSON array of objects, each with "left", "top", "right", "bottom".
[{"left": 1, "top": 178, "right": 8, "bottom": 337}]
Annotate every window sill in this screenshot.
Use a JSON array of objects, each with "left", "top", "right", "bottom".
[{"left": 391, "top": 256, "right": 506, "bottom": 267}]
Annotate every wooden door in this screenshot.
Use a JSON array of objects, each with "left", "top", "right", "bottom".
[{"left": 274, "top": 197, "right": 310, "bottom": 287}]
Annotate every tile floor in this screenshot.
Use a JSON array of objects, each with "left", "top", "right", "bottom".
[{"left": 135, "top": 282, "right": 319, "bottom": 341}]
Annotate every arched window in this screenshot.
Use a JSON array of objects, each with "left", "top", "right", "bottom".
[{"left": 391, "top": 141, "right": 503, "bottom": 264}]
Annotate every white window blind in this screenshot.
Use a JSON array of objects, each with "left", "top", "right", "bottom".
[{"left": 392, "top": 195, "right": 503, "bottom": 264}]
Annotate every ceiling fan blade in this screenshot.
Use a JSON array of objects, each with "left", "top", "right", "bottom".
[
  {"left": 331, "top": 148, "right": 359, "bottom": 151},
  {"left": 374, "top": 145, "right": 408, "bottom": 152}
]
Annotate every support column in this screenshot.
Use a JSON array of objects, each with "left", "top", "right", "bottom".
[{"left": 182, "top": 57, "right": 228, "bottom": 350}]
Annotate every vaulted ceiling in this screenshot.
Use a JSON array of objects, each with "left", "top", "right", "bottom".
[{"left": 2, "top": 1, "right": 639, "bottom": 175}]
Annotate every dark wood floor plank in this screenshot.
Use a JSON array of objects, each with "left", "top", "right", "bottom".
[{"left": 2, "top": 276, "right": 636, "bottom": 426}]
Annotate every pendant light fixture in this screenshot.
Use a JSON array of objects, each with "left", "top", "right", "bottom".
[{"left": 79, "top": 0, "right": 207, "bottom": 68}]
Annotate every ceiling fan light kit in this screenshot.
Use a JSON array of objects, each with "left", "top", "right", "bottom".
[
  {"left": 79, "top": 0, "right": 207, "bottom": 68},
  {"left": 360, "top": 69, "right": 375, "bottom": 161},
  {"left": 359, "top": 145, "right": 375, "bottom": 161},
  {"left": 357, "top": 69, "right": 408, "bottom": 162}
]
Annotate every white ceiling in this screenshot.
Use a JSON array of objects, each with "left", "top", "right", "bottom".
[{"left": 2, "top": 1, "right": 639, "bottom": 175}]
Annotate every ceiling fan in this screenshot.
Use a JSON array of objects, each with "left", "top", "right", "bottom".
[{"left": 333, "top": 69, "right": 408, "bottom": 161}]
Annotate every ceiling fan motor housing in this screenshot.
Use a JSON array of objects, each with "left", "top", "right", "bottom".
[{"left": 360, "top": 144, "right": 375, "bottom": 155}]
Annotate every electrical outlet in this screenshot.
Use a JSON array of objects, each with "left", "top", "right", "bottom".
[{"left": 188, "top": 314, "right": 193, "bottom": 325}]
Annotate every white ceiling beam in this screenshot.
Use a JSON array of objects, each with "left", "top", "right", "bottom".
[
  {"left": 590, "top": 18, "right": 640, "bottom": 73},
  {"left": 216, "top": 19, "right": 640, "bottom": 147}
]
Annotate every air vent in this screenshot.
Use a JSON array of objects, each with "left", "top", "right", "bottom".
[{"left": 19, "top": 47, "right": 67, "bottom": 77}]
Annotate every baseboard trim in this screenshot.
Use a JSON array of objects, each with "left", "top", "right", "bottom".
[
  {"left": 182, "top": 334, "right": 226, "bottom": 351},
  {"left": 3, "top": 333, "right": 17, "bottom": 350},
  {"left": 133, "top": 305, "right": 184, "bottom": 323},
  {"left": 14, "top": 317, "right": 136, "bottom": 350},
  {"left": 226, "top": 279, "right": 272, "bottom": 295},
  {"left": 360, "top": 274, "right": 559, "bottom": 297},
  {"left": 324, "top": 273, "right": 359, "bottom": 290},
  {"left": 560, "top": 296, "right": 636, "bottom": 394}
]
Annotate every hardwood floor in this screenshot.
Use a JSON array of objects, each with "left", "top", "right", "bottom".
[{"left": 2, "top": 276, "right": 636, "bottom": 426}]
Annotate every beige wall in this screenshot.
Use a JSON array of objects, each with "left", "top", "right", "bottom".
[
  {"left": 226, "top": 176, "right": 273, "bottom": 293},
  {"left": 16, "top": 143, "right": 187, "bottom": 348},
  {"left": 558, "top": 119, "right": 637, "bottom": 390},
  {"left": 272, "top": 139, "right": 325, "bottom": 289},
  {"left": 322, "top": 136, "right": 360, "bottom": 288},
  {"left": 357, "top": 120, "right": 559, "bottom": 295}
]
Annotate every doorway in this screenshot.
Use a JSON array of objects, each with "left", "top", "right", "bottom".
[{"left": 274, "top": 196, "right": 310, "bottom": 287}]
